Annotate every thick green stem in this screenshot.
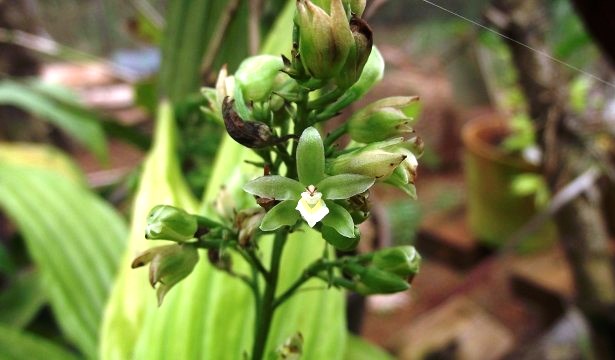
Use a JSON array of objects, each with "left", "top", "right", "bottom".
[{"left": 251, "top": 230, "right": 287, "bottom": 360}]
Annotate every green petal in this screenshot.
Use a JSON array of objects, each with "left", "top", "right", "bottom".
[
  {"left": 321, "top": 200, "right": 354, "bottom": 238},
  {"left": 243, "top": 176, "right": 304, "bottom": 200},
  {"left": 384, "top": 167, "right": 417, "bottom": 199},
  {"left": 321, "top": 225, "right": 360, "bottom": 251},
  {"left": 260, "top": 200, "right": 301, "bottom": 231},
  {"left": 297, "top": 127, "right": 325, "bottom": 186},
  {"left": 317, "top": 174, "right": 374, "bottom": 199}
]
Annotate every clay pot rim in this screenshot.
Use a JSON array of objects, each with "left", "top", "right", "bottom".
[{"left": 462, "top": 114, "right": 537, "bottom": 171}]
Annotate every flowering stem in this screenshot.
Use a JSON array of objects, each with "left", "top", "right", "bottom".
[
  {"left": 251, "top": 229, "right": 287, "bottom": 360},
  {"left": 323, "top": 123, "right": 348, "bottom": 148},
  {"left": 273, "top": 257, "right": 349, "bottom": 309}
]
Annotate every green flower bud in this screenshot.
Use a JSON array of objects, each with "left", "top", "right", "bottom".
[
  {"left": 349, "top": 0, "right": 366, "bottom": 16},
  {"left": 145, "top": 205, "right": 198, "bottom": 242},
  {"left": 327, "top": 149, "right": 406, "bottom": 179},
  {"left": 384, "top": 137, "right": 423, "bottom": 184},
  {"left": 345, "top": 263, "right": 409, "bottom": 295},
  {"left": 235, "top": 55, "right": 286, "bottom": 102},
  {"left": 296, "top": 0, "right": 354, "bottom": 79},
  {"left": 321, "top": 224, "right": 360, "bottom": 251},
  {"left": 372, "top": 246, "right": 421, "bottom": 278},
  {"left": 347, "top": 96, "right": 419, "bottom": 143},
  {"left": 131, "top": 244, "right": 199, "bottom": 306},
  {"left": 335, "top": 16, "right": 373, "bottom": 89}
]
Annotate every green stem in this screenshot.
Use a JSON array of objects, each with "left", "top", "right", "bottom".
[
  {"left": 251, "top": 230, "right": 287, "bottom": 360},
  {"left": 273, "top": 260, "right": 325, "bottom": 309},
  {"left": 323, "top": 123, "right": 348, "bottom": 149},
  {"left": 240, "top": 247, "right": 270, "bottom": 279}
]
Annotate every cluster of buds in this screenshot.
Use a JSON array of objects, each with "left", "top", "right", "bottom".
[{"left": 133, "top": 205, "right": 201, "bottom": 305}]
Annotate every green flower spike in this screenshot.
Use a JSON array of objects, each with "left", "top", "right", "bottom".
[{"left": 243, "top": 127, "right": 374, "bottom": 239}]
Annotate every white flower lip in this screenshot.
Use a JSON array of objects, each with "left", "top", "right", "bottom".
[{"left": 295, "top": 185, "right": 329, "bottom": 227}]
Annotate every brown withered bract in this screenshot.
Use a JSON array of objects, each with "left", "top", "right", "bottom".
[
  {"left": 222, "top": 97, "right": 274, "bottom": 148},
  {"left": 256, "top": 196, "right": 278, "bottom": 212}
]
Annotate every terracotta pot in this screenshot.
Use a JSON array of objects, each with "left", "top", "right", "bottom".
[{"left": 462, "top": 115, "right": 555, "bottom": 252}]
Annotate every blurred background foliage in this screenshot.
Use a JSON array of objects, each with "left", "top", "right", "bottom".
[{"left": 1, "top": 0, "right": 613, "bottom": 358}]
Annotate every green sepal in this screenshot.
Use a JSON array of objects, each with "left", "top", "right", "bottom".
[
  {"left": 345, "top": 263, "right": 409, "bottom": 295},
  {"left": 297, "top": 127, "right": 325, "bottom": 185},
  {"left": 372, "top": 246, "right": 421, "bottom": 278},
  {"left": 233, "top": 84, "right": 253, "bottom": 121},
  {"left": 321, "top": 225, "right": 360, "bottom": 251},
  {"left": 317, "top": 174, "right": 374, "bottom": 199},
  {"left": 321, "top": 200, "right": 354, "bottom": 238},
  {"left": 244, "top": 175, "right": 304, "bottom": 200},
  {"left": 260, "top": 200, "right": 301, "bottom": 231},
  {"left": 384, "top": 167, "right": 417, "bottom": 199},
  {"left": 145, "top": 205, "right": 198, "bottom": 242}
]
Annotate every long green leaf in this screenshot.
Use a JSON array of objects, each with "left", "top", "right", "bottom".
[
  {"left": 0, "top": 80, "right": 108, "bottom": 161},
  {"left": 0, "top": 148, "right": 127, "bottom": 357},
  {"left": 0, "top": 325, "right": 79, "bottom": 360},
  {"left": 0, "top": 270, "right": 47, "bottom": 328},
  {"left": 159, "top": 0, "right": 249, "bottom": 102},
  {"left": 344, "top": 335, "right": 394, "bottom": 360},
  {"left": 100, "top": 101, "right": 200, "bottom": 359}
]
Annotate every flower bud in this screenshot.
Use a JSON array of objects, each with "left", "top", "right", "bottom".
[
  {"left": 296, "top": 0, "right": 354, "bottom": 79},
  {"left": 215, "top": 65, "right": 234, "bottom": 110},
  {"left": 207, "top": 248, "right": 232, "bottom": 271},
  {"left": 131, "top": 244, "right": 199, "bottom": 306},
  {"left": 347, "top": 191, "right": 370, "bottom": 224},
  {"left": 349, "top": 0, "right": 366, "bottom": 16},
  {"left": 276, "top": 332, "right": 303, "bottom": 360},
  {"left": 235, "top": 208, "right": 265, "bottom": 246},
  {"left": 335, "top": 16, "right": 373, "bottom": 89},
  {"left": 222, "top": 97, "right": 275, "bottom": 148},
  {"left": 235, "top": 55, "right": 286, "bottom": 102},
  {"left": 372, "top": 246, "right": 421, "bottom": 278},
  {"left": 345, "top": 263, "right": 410, "bottom": 295},
  {"left": 347, "top": 96, "right": 419, "bottom": 143},
  {"left": 321, "top": 224, "right": 360, "bottom": 251},
  {"left": 384, "top": 137, "right": 423, "bottom": 184},
  {"left": 327, "top": 149, "right": 406, "bottom": 180},
  {"left": 145, "top": 205, "right": 198, "bottom": 242}
]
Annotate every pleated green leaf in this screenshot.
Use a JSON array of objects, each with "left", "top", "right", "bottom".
[
  {"left": 0, "top": 325, "right": 79, "bottom": 360},
  {"left": 0, "top": 152, "right": 127, "bottom": 357},
  {"left": 344, "top": 335, "right": 394, "bottom": 360},
  {"left": 0, "top": 80, "right": 108, "bottom": 161},
  {"left": 0, "top": 270, "right": 47, "bottom": 328},
  {"left": 100, "top": 101, "right": 199, "bottom": 359}
]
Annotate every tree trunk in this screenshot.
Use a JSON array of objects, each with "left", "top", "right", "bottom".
[{"left": 487, "top": 0, "right": 615, "bottom": 356}]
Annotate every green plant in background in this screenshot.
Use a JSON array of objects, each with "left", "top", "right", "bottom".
[
  {"left": 129, "top": 0, "right": 423, "bottom": 359},
  {"left": 0, "top": 0, "right": 421, "bottom": 359}
]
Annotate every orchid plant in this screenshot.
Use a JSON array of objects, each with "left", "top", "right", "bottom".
[{"left": 131, "top": 0, "right": 423, "bottom": 358}]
